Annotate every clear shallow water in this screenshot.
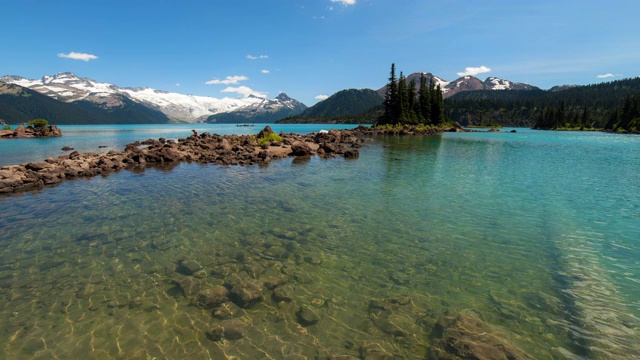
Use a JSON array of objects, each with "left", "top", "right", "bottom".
[
  {"left": 0, "top": 127, "right": 639, "bottom": 359},
  {"left": 0, "top": 123, "right": 360, "bottom": 167}
]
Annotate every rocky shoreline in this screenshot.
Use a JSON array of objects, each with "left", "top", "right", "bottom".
[
  {"left": 0, "top": 124, "right": 63, "bottom": 138},
  {"left": 0, "top": 126, "right": 369, "bottom": 196}
]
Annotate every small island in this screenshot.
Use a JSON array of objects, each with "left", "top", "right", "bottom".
[{"left": 0, "top": 118, "right": 63, "bottom": 138}]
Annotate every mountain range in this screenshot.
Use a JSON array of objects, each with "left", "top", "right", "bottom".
[
  {"left": 0, "top": 72, "right": 306, "bottom": 124},
  {"left": 1, "top": 71, "right": 551, "bottom": 125},
  {"left": 375, "top": 72, "right": 538, "bottom": 99}
]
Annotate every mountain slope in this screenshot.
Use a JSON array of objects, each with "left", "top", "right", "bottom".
[
  {"left": 376, "top": 72, "right": 538, "bottom": 99},
  {"left": 300, "top": 89, "right": 383, "bottom": 117},
  {"left": 0, "top": 82, "right": 117, "bottom": 124},
  {"left": 1, "top": 73, "right": 307, "bottom": 124},
  {"left": 206, "top": 93, "right": 307, "bottom": 123}
]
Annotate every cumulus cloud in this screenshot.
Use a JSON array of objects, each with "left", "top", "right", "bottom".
[
  {"left": 205, "top": 75, "right": 248, "bottom": 85},
  {"left": 58, "top": 52, "right": 98, "bottom": 62},
  {"left": 597, "top": 73, "right": 619, "bottom": 78},
  {"left": 315, "top": 94, "right": 329, "bottom": 100},
  {"left": 330, "top": 0, "right": 356, "bottom": 5},
  {"left": 247, "top": 54, "right": 268, "bottom": 60},
  {"left": 457, "top": 65, "right": 491, "bottom": 77},
  {"left": 221, "top": 86, "right": 267, "bottom": 98},
  {"left": 261, "top": 69, "right": 270, "bottom": 74}
]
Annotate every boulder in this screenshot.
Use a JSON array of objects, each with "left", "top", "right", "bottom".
[
  {"left": 0, "top": 130, "right": 13, "bottom": 138},
  {"left": 296, "top": 305, "right": 321, "bottom": 326},
  {"left": 196, "top": 286, "right": 229, "bottom": 308},
  {"left": 212, "top": 302, "right": 242, "bottom": 320},
  {"left": 229, "top": 280, "right": 263, "bottom": 308},
  {"left": 291, "top": 141, "right": 312, "bottom": 156},
  {"left": 177, "top": 259, "right": 203, "bottom": 276},
  {"left": 257, "top": 126, "right": 275, "bottom": 139},
  {"left": 207, "top": 318, "right": 249, "bottom": 341},
  {"left": 429, "top": 314, "right": 533, "bottom": 360},
  {"left": 177, "top": 277, "right": 201, "bottom": 297}
]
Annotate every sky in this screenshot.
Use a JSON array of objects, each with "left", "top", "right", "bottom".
[{"left": 2, "top": 0, "right": 639, "bottom": 106}]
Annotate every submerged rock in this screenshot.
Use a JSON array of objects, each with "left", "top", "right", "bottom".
[
  {"left": 429, "top": 314, "right": 534, "bottom": 360},
  {"left": 177, "top": 259, "right": 203, "bottom": 276},
  {"left": 207, "top": 318, "right": 249, "bottom": 341},
  {"left": 177, "top": 277, "right": 201, "bottom": 297},
  {"left": 212, "top": 302, "right": 242, "bottom": 320},
  {"left": 296, "top": 305, "right": 321, "bottom": 326},
  {"left": 196, "top": 286, "right": 229, "bottom": 309},
  {"left": 229, "top": 280, "right": 263, "bottom": 308}
]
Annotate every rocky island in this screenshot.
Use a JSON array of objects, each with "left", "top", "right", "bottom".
[{"left": 0, "top": 119, "right": 62, "bottom": 139}]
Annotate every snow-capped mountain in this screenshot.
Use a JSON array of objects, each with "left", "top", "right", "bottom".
[
  {"left": 377, "top": 72, "right": 538, "bottom": 99},
  {"left": 0, "top": 73, "right": 307, "bottom": 123}
]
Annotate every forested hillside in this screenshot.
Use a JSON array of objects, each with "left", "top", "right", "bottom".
[{"left": 447, "top": 77, "right": 640, "bottom": 128}]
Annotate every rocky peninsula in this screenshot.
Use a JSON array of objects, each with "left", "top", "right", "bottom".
[
  {"left": 0, "top": 126, "right": 371, "bottom": 196},
  {"left": 0, "top": 124, "right": 63, "bottom": 138}
]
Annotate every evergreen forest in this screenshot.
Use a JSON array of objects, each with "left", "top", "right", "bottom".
[
  {"left": 377, "top": 63, "right": 446, "bottom": 126},
  {"left": 447, "top": 77, "right": 640, "bottom": 132}
]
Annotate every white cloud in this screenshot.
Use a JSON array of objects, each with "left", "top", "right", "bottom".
[
  {"left": 315, "top": 94, "right": 329, "bottom": 100},
  {"left": 330, "top": 0, "right": 356, "bottom": 6},
  {"left": 247, "top": 54, "right": 268, "bottom": 60},
  {"left": 597, "top": 73, "right": 619, "bottom": 78},
  {"left": 457, "top": 65, "right": 491, "bottom": 77},
  {"left": 221, "top": 86, "right": 267, "bottom": 98},
  {"left": 261, "top": 69, "right": 270, "bottom": 74},
  {"left": 176, "top": 83, "right": 181, "bottom": 87},
  {"left": 205, "top": 75, "right": 248, "bottom": 85},
  {"left": 58, "top": 52, "right": 98, "bottom": 62}
]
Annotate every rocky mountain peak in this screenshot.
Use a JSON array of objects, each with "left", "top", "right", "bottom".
[{"left": 276, "top": 93, "right": 292, "bottom": 101}]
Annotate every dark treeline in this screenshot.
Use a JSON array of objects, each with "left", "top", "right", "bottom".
[
  {"left": 378, "top": 63, "right": 446, "bottom": 126},
  {"left": 604, "top": 92, "right": 640, "bottom": 132},
  {"left": 446, "top": 77, "right": 640, "bottom": 131}
]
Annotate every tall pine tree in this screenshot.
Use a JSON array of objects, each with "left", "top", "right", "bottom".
[
  {"left": 418, "top": 73, "right": 430, "bottom": 124},
  {"left": 382, "top": 63, "right": 398, "bottom": 125}
]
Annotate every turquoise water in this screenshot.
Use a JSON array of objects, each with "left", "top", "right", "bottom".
[
  {"left": 0, "top": 126, "right": 639, "bottom": 359},
  {"left": 0, "top": 123, "right": 360, "bottom": 167}
]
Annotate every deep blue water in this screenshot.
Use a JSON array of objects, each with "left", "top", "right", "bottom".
[{"left": 0, "top": 125, "right": 638, "bottom": 359}]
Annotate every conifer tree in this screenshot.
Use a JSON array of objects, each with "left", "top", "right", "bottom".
[
  {"left": 397, "top": 72, "right": 410, "bottom": 124},
  {"left": 418, "top": 73, "right": 430, "bottom": 124},
  {"left": 407, "top": 78, "right": 418, "bottom": 124},
  {"left": 382, "top": 63, "right": 398, "bottom": 125}
]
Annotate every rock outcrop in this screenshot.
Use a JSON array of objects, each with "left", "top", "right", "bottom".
[
  {"left": 0, "top": 126, "right": 367, "bottom": 196},
  {"left": 0, "top": 125, "right": 62, "bottom": 138}
]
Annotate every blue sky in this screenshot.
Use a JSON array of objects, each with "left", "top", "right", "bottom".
[{"left": 3, "top": 0, "right": 638, "bottom": 105}]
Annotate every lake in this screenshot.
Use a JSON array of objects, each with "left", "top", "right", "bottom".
[{"left": 0, "top": 125, "right": 639, "bottom": 359}]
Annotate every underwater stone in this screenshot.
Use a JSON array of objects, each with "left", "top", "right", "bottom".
[
  {"left": 177, "top": 277, "right": 201, "bottom": 297},
  {"left": 196, "top": 286, "right": 229, "bottom": 309},
  {"left": 177, "top": 259, "right": 203, "bottom": 276},
  {"left": 359, "top": 343, "right": 396, "bottom": 360},
  {"left": 229, "top": 280, "right": 263, "bottom": 308},
  {"left": 430, "top": 314, "right": 534, "bottom": 360},
  {"left": 296, "top": 305, "right": 321, "bottom": 326},
  {"left": 273, "top": 284, "right": 294, "bottom": 302},
  {"left": 212, "top": 302, "right": 242, "bottom": 320},
  {"left": 261, "top": 268, "right": 288, "bottom": 290},
  {"left": 207, "top": 318, "right": 249, "bottom": 341},
  {"left": 243, "top": 262, "right": 264, "bottom": 278}
]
